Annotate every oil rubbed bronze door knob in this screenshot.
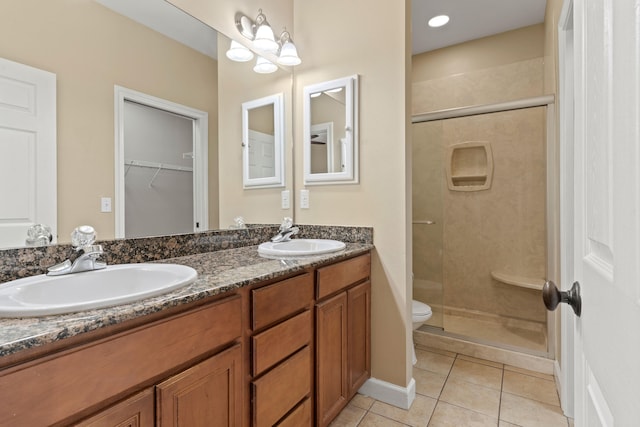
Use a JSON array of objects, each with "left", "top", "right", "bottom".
[{"left": 543, "top": 280, "right": 582, "bottom": 317}]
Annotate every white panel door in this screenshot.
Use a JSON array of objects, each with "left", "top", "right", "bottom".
[
  {"left": 572, "top": 0, "right": 640, "bottom": 424},
  {"left": 248, "top": 130, "right": 275, "bottom": 179},
  {"left": 0, "top": 57, "right": 56, "bottom": 248}
]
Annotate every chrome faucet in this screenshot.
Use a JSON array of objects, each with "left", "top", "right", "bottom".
[
  {"left": 47, "top": 226, "right": 107, "bottom": 276},
  {"left": 271, "top": 217, "right": 299, "bottom": 243},
  {"left": 25, "top": 224, "right": 53, "bottom": 247}
]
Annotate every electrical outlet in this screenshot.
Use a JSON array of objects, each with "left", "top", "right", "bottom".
[
  {"left": 281, "top": 190, "right": 290, "bottom": 209},
  {"left": 100, "top": 197, "right": 112, "bottom": 213},
  {"left": 300, "top": 189, "right": 310, "bottom": 209}
]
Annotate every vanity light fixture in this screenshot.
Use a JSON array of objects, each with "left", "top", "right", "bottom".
[
  {"left": 229, "top": 9, "right": 302, "bottom": 72},
  {"left": 225, "top": 40, "right": 254, "bottom": 62},
  {"left": 253, "top": 56, "right": 278, "bottom": 74},
  {"left": 428, "top": 14, "right": 450, "bottom": 28}
]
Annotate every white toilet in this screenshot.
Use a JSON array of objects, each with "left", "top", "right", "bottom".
[{"left": 411, "top": 300, "right": 433, "bottom": 365}]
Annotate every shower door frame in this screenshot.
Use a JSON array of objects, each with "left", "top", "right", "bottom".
[{"left": 412, "top": 94, "right": 558, "bottom": 359}]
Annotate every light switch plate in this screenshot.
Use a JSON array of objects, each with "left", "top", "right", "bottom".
[
  {"left": 300, "top": 189, "right": 310, "bottom": 209},
  {"left": 100, "top": 197, "right": 112, "bottom": 213},
  {"left": 281, "top": 190, "right": 290, "bottom": 209}
]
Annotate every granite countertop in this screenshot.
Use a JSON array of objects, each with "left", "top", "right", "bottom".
[{"left": 0, "top": 242, "right": 373, "bottom": 360}]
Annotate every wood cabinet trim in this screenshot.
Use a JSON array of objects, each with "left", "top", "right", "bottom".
[
  {"left": 252, "top": 272, "right": 313, "bottom": 330},
  {"left": 316, "top": 253, "right": 371, "bottom": 300},
  {"left": 252, "top": 310, "right": 311, "bottom": 377},
  {"left": 252, "top": 346, "right": 311, "bottom": 427}
]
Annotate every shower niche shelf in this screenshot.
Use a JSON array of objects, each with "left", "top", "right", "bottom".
[{"left": 446, "top": 142, "right": 493, "bottom": 192}]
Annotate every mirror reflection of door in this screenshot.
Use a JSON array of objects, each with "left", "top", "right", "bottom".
[
  {"left": 0, "top": 57, "right": 56, "bottom": 248},
  {"left": 247, "top": 104, "right": 275, "bottom": 179},
  {"left": 310, "top": 123, "right": 333, "bottom": 174},
  {"left": 309, "top": 90, "right": 346, "bottom": 175},
  {"left": 123, "top": 101, "right": 194, "bottom": 238}
]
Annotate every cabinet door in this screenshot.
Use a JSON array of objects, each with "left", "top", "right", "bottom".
[
  {"left": 315, "top": 292, "right": 348, "bottom": 427},
  {"left": 348, "top": 281, "right": 371, "bottom": 395},
  {"left": 156, "top": 344, "right": 242, "bottom": 427},
  {"left": 74, "top": 388, "right": 154, "bottom": 427}
]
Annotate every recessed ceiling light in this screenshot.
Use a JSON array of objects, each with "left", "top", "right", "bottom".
[{"left": 428, "top": 15, "right": 450, "bottom": 28}]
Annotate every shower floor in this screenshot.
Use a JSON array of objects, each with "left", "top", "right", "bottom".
[
  {"left": 424, "top": 305, "right": 547, "bottom": 354},
  {"left": 414, "top": 279, "right": 547, "bottom": 354}
]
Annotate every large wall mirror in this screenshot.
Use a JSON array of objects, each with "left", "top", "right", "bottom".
[
  {"left": 303, "top": 75, "right": 359, "bottom": 185},
  {"left": 0, "top": 0, "right": 293, "bottom": 249},
  {"left": 242, "top": 93, "right": 285, "bottom": 188}
]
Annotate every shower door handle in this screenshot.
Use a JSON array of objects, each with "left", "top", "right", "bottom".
[{"left": 542, "top": 280, "right": 581, "bottom": 317}]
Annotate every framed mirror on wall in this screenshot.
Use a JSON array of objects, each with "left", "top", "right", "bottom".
[
  {"left": 303, "top": 75, "right": 359, "bottom": 185},
  {"left": 242, "top": 93, "right": 285, "bottom": 189}
]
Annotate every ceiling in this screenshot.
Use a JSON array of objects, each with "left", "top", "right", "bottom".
[
  {"left": 96, "top": 0, "right": 548, "bottom": 59},
  {"left": 95, "top": 0, "right": 218, "bottom": 59},
  {"left": 412, "top": 0, "right": 547, "bottom": 55}
]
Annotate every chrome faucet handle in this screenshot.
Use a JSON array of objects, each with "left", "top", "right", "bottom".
[
  {"left": 25, "top": 224, "right": 53, "bottom": 247},
  {"left": 71, "top": 225, "right": 97, "bottom": 250},
  {"left": 279, "top": 217, "right": 294, "bottom": 232}
]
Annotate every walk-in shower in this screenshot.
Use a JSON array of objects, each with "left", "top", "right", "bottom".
[{"left": 412, "top": 96, "right": 554, "bottom": 357}]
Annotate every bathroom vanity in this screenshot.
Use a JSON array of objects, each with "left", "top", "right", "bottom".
[{"left": 0, "top": 239, "right": 371, "bottom": 427}]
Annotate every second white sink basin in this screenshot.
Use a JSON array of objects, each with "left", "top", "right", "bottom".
[
  {"left": 0, "top": 263, "right": 197, "bottom": 317},
  {"left": 258, "top": 239, "right": 346, "bottom": 257}
]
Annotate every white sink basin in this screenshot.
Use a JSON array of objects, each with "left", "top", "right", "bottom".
[
  {"left": 258, "top": 239, "right": 346, "bottom": 257},
  {"left": 0, "top": 263, "right": 197, "bottom": 317}
]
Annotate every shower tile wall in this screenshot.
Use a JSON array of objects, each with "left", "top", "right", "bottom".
[
  {"left": 411, "top": 30, "right": 548, "bottom": 352},
  {"left": 412, "top": 57, "right": 544, "bottom": 114},
  {"left": 442, "top": 108, "right": 546, "bottom": 323}
]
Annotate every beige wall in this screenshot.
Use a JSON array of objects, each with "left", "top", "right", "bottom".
[
  {"left": 217, "top": 35, "right": 293, "bottom": 226},
  {"left": 1, "top": 0, "right": 218, "bottom": 242},
  {"left": 294, "top": 0, "right": 413, "bottom": 387}
]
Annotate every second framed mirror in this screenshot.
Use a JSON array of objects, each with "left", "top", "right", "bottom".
[
  {"left": 242, "top": 93, "right": 285, "bottom": 189},
  {"left": 303, "top": 75, "right": 359, "bottom": 185}
]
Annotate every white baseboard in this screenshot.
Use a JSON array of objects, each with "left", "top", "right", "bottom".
[{"left": 358, "top": 377, "right": 416, "bottom": 410}]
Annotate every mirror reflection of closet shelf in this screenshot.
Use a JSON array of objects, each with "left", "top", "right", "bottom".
[
  {"left": 445, "top": 142, "right": 493, "bottom": 192},
  {"left": 303, "top": 75, "right": 359, "bottom": 185},
  {"left": 124, "top": 159, "right": 193, "bottom": 188},
  {"left": 242, "top": 93, "right": 285, "bottom": 189}
]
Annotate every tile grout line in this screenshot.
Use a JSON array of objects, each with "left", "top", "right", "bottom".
[{"left": 497, "top": 362, "right": 505, "bottom": 426}]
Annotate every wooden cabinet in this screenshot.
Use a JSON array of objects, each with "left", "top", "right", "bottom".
[
  {"left": 74, "top": 388, "right": 155, "bottom": 427},
  {"left": 0, "top": 251, "right": 371, "bottom": 427},
  {"left": 250, "top": 273, "right": 314, "bottom": 427},
  {"left": 250, "top": 273, "right": 313, "bottom": 427},
  {"left": 156, "top": 344, "right": 242, "bottom": 427},
  {"left": 0, "top": 296, "right": 242, "bottom": 426},
  {"left": 315, "top": 254, "right": 371, "bottom": 427}
]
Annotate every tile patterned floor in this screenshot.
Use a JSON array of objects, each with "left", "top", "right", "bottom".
[{"left": 330, "top": 345, "right": 573, "bottom": 427}]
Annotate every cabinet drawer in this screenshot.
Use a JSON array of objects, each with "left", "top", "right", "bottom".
[
  {"left": 252, "top": 346, "right": 311, "bottom": 427},
  {"left": 252, "top": 273, "right": 313, "bottom": 330},
  {"left": 316, "top": 253, "right": 371, "bottom": 300},
  {"left": 252, "top": 310, "right": 311, "bottom": 376},
  {"left": 276, "top": 397, "right": 312, "bottom": 427}
]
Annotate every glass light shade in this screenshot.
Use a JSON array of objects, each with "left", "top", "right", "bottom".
[
  {"left": 253, "top": 24, "right": 279, "bottom": 52},
  {"left": 226, "top": 40, "right": 254, "bottom": 62},
  {"left": 253, "top": 56, "right": 278, "bottom": 74},
  {"left": 277, "top": 41, "right": 301, "bottom": 66}
]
